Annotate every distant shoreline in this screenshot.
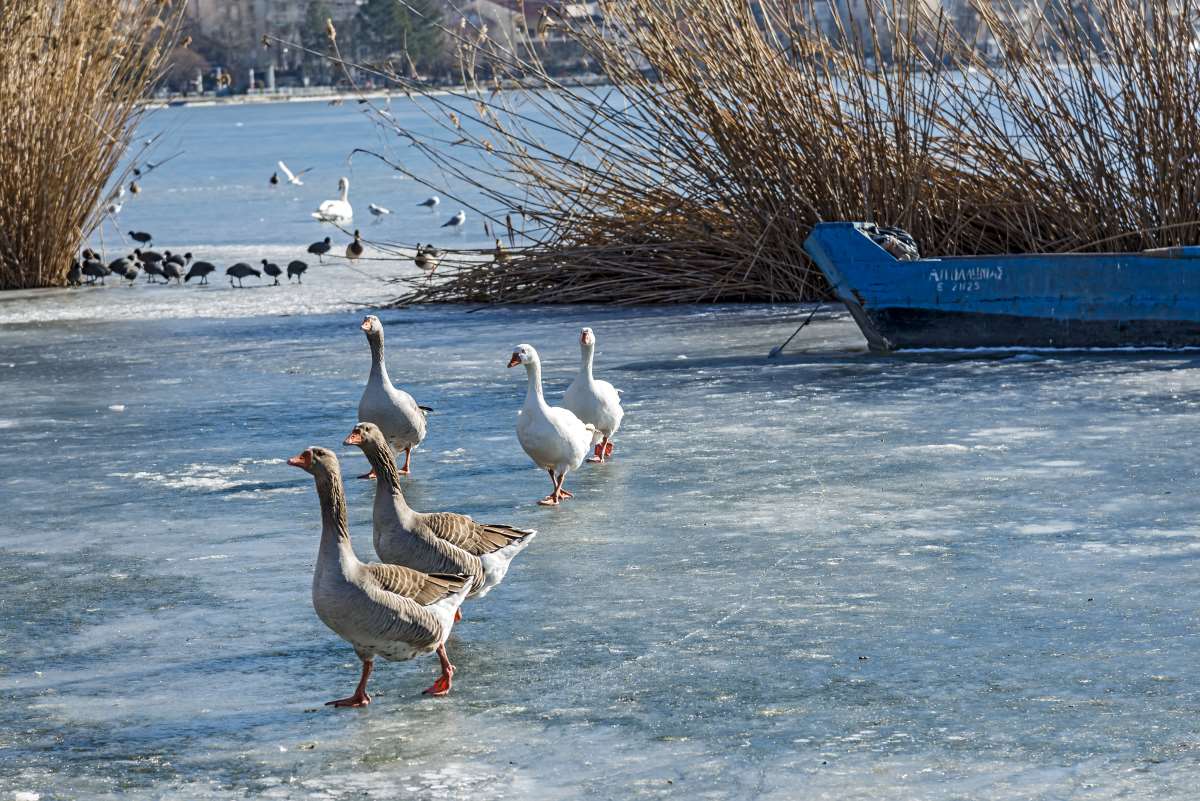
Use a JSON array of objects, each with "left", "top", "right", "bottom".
[{"left": 148, "top": 76, "right": 612, "bottom": 109}]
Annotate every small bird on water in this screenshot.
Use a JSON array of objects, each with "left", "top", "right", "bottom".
[
  {"left": 269, "top": 171, "right": 279, "bottom": 186},
  {"left": 417, "top": 196, "right": 440, "bottom": 209},
  {"left": 287, "top": 260, "right": 308, "bottom": 283},
  {"left": 307, "top": 237, "right": 332, "bottom": 263},
  {"left": 441, "top": 210, "right": 466, "bottom": 230},
  {"left": 346, "top": 230, "right": 364, "bottom": 261},
  {"left": 368, "top": 203, "right": 391, "bottom": 219},
  {"left": 226, "top": 262, "right": 261, "bottom": 288},
  {"left": 128, "top": 230, "right": 152, "bottom": 245},
  {"left": 262, "top": 259, "right": 283, "bottom": 285}
]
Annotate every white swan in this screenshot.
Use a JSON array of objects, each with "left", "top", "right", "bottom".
[
  {"left": 358, "top": 315, "right": 428, "bottom": 477},
  {"left": 312, "top": 176, "right": 353, "bottom": 223},
  {"left": 508, "top": 343, "right": 594, "bottom": 505},
  {"left": 563, "top": 327, "right": 624, "bottom": 463}
]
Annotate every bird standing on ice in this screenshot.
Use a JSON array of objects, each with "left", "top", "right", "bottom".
[
  {"left": 368, "top": 203, "right": 391, "bottom": 220},
  {"left": 346, "top": 230, "right": 364, "bottom": 261},
  {"left": 418, "top": 196, "right": 440, "bottom": 209},
  {"left": 288, "top": 446, "right": 471, "bottom": 703},
  {"left": 509, "top": 344, "right": 595, "bottom": 505},
  {"left": 441, "top": 210, "right": 465, "bottom": 231},
  {"left": 358, "top": 315, "right": 430, "bottom": 479},
  {"left": 312, "top": 177, "right": 353, "bottom": 223},
  {"left": 563, "top": 327, "right": 624, "bottom": 462}
]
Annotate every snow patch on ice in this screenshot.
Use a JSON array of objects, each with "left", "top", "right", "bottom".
[{"left": 1016, "top": 521, "right": 1077, "bottom": 535}]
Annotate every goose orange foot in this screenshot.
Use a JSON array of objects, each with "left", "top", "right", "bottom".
[
  {"left": 326, "top": 691, "right": 370, "bottom": 707},
  {"left": 357, "top": 470, "right": 377, "bottom": 480},
  {"left": 537, "top": 495, "right": 560, "bottom": 506},
  {"left": 423, "top": 665, "right": 455, "bottom": 696}
]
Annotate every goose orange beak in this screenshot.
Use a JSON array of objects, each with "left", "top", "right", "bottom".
[
  {"left": 344, "top": 430, "right": 364, "bottom": 446},
  {"left": 287, "top": 450, "right": 312, "bottom": 469},
  {"left": 507, "top": 353, "right": 521, "bottom": 368}
]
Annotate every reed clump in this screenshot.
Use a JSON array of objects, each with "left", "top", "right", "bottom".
[
  {"left": 356, "top": 0, "right": 1200, "bottom": 304},
  {"left": 0, "top": 0, "right": 179, "bottom": 289}
]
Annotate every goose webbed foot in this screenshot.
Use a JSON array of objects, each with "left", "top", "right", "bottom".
[
  {"left": 537, "top": 494, "right": 560, "bottom": 506},
  {"left": 327, "top": 660, "right": 372, "bottom": 707},
  {"left": 558, "top": 488, "right": 573, "bottom": 499},
  {"left": 422, "top": 645, "right": 455, "bottom": 696},
  {"left": 357, "top": 469, "right": 377, "bottom": 480},
  {"left": 326, "top": 691, "right": 370, "bottom": 707}
]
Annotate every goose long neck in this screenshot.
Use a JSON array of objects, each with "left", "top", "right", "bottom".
[
  {"left": 363, "top": 438, "right": 410, "bottom": 510},
  {"left": 314, "top": 470, "right": 353, "bottom": 562},
  {"left": 368, "top": 332, "right": 388, "bottom": 382},
  {"left": 580, "top": 343, "right": 595, "bottom": 382},
  {"left": 524, "top": 358, "right": 545, "bottom": 406}
]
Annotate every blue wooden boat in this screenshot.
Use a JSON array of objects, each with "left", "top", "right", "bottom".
[{"left": 803, "top": 221, "right": 1200, "bottom": 351}]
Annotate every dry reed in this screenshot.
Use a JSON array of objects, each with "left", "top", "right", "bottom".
[
  {"left": 322, "top": 0, "right": 1200, "bottom": 304},
  {"left": 0, "top": 0, "right": 180, "bottom": 289}
]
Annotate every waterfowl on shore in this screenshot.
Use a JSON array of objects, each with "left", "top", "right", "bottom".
[
  {"left": 312, "top": 177, "right": 353, "bottom": 223},
  {"left": 346, "top": 230, "right": 364, "bottom": 261},
  {"left": 307, "top": 237, "right": 332, "bottom": 263},
  {"left": 287, "top": 260, "right": 308, "bottom": 283},
  {"left": 262, "top": 259, "right": 282, "bottom": 285},
  {"left": 441, "top": 210, "right": 466, "bottom": 230},
  {"left": 128, "top": 230, "right": 152, "bottom": 245},
  {"left": 509, "top": 344, "right": 595, "bottom": 505},
  {"left": 226, "top": 262, "right": 260, "bottom": 288},
  {"left": 358, "top": 315, "right": 428, "bottom": 479},
  {"left": 185, "top": 261, "right": 216, "bottom": 284},
  {"left": 165, "top": 251, "right": 189, "bottom": 268},
  {"left": 563, "top": 327, "right": 624, "bottom": 463},
  {"left": 345, "top": 422, "right": 536, "bottom": 604},
  {"left": 414, "top": 244, "right": 439, "bottom": 276},
  {"left": 417, "top": 196, "right": 440, "bottom": 209},
  {"left": 288, "top": 447, "right": 472, "bottom": 704},
  {"left": 162, "top": 260, "right": 184, "bottom": 284},
  {"left": 67, "top": 260, "right": 82, "bottom": 286},
  {"left": 82, "top": 259, "right": 110, "bottom": 285},
  {"left": 136, "top": 250, "right": 165, "bottom": 282},
  {"left": 107, "top": 255, "right": 134, "bottom": 278}
]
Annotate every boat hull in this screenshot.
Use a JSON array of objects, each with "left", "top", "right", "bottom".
[{"left": 803, "top": 222, "right": 1200, "bottom": 351}]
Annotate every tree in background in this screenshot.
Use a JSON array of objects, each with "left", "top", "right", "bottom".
[
  {"left": 301, "top": 0, "right": 334, "bottom": 83},
  {"left": 354, "top": 0, "right": 446, "bottom": 77}
]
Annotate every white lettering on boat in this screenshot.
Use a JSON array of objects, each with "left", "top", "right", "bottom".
[{"left": 927, "top": 265, "right": 1004, "bottom": 293}]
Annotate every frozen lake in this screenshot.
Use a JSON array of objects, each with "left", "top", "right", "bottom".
[
  {"left": 4, "top": 295, "right": 1200, "bottom": 799},
  {"left": 5, "top": 99, "right": 1200, "bottom": 799}
]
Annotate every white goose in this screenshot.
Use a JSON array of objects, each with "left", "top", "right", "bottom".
[
  {"left": 312, "top": 176, "right": 353, "bottom": 223},
  {"left": 508, "top": 344, "right": 594, "bottom": 505},
  {"left": 288, "top": 446, "right": 472, "bottom": 704},
  {"left": 563, "top": 327, "right": 624, "bottom": 463},
  {"left": 358, "top": 315, "right": 429, "bottom": 478}
]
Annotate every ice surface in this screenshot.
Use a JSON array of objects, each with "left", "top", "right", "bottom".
[
  {"left": 3, "top": 297, "right": 1200, "bottom": 799},
  {"left": 4, "top": 98, "right": 1200, "bottom": 798}
]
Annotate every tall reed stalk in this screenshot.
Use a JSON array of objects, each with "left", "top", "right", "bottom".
[
  {"left": 333, "top": 0, "right": 1200, "bottom": 304},
  {"left": 0, "top": 0, "right": 180, "bottom": 289}
]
